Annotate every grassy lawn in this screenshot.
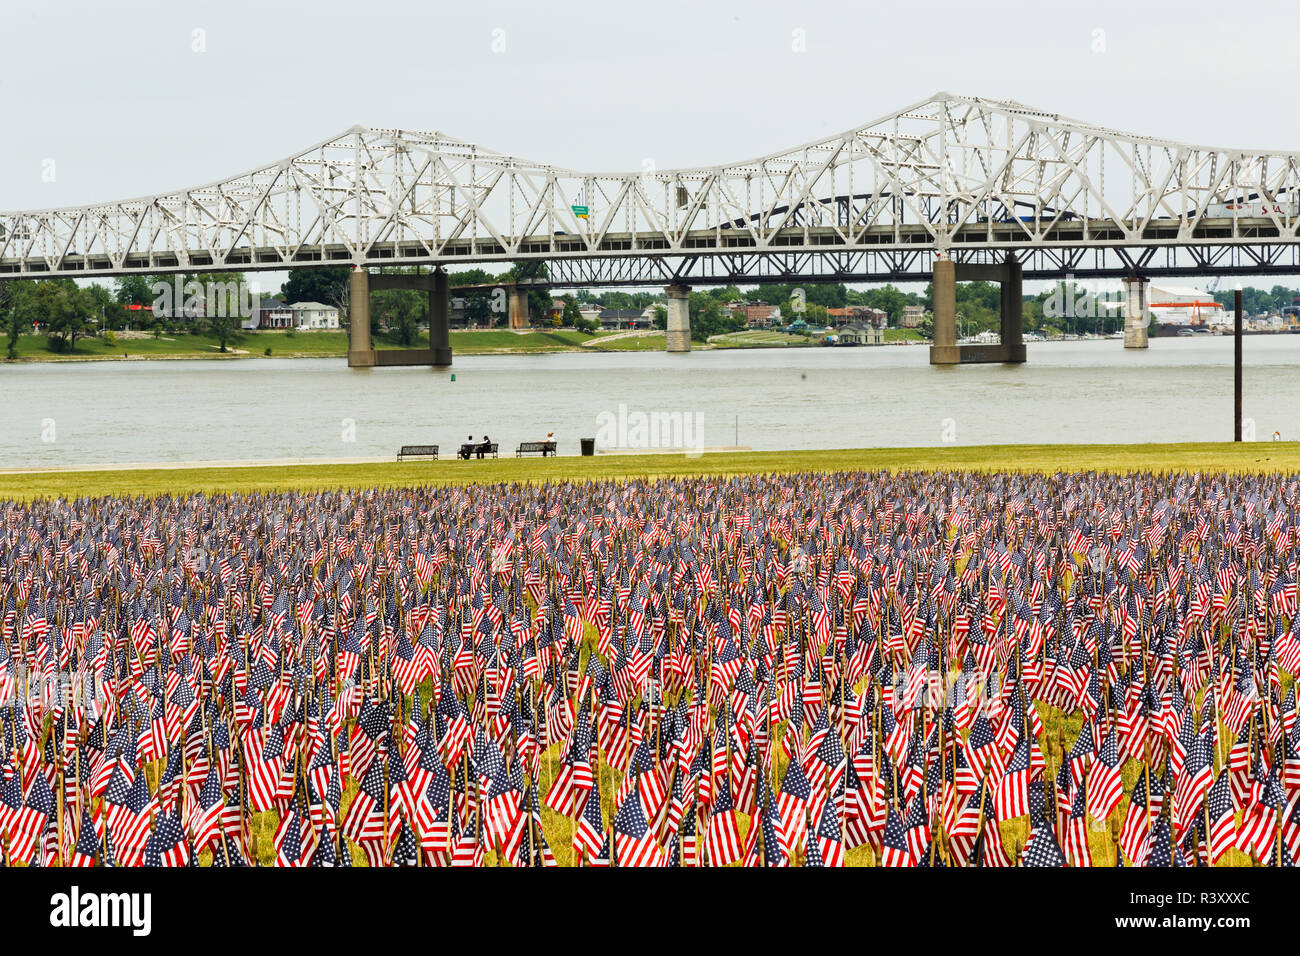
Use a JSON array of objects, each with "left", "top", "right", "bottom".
[
  {"left": 2, "top": 329, "right": 624, "bottom": 361},
  {"left": 589, "top": 333, "right": 668, "bottom": 351},
  {"left": 4, "top": 327, "right": 931, "bottom": 360},
  {"left": 450, "top": 329, "right": 610, "bottom": 353},
  {"left": 5, "top": 441, "right": 1300, "bottom": 501},
  {"left": 7, "top": 331, "right": 253, "bottom": 359},
  {"left": 708, "top": 330, "right": 820, "bottom": 347}
]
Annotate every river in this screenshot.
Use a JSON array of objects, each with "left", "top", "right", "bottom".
[{"left": 2, "top": 336, "right": 1297, "bottom": 467}]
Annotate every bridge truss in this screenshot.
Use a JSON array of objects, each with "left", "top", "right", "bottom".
[{"left": 3, "top": 92, "right": 1300, "bottom": 285}]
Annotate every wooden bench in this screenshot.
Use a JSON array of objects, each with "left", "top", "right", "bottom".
[
  {"left": 516, "top": 440, "right": 557, "bottom": 457},
  {"left": 459, "top": 442, "right": 499, "bottom": 459},
  {"left": 397, "top": 444, "right": 438, "bottom": 461}
]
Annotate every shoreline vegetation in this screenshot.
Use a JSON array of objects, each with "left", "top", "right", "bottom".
[
  {"left": 4, "top": 442, "right": 1299, "bottom": 501},
  {"left": 0, "top": 327, "right": 926, "bottom": 362}
]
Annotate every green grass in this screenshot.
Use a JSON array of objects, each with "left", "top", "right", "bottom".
[
  {"left": 5, "top": 441, "right": 1300, "bottom": 502},
  {"left": 450, "top": 329, "right": 610, "bottom": 353},
  {"left": 6, "top": 331, "right": 254, "bottom": 360},
  {"left": 4, "top": 327, "right": 933, "bottom": 361},
  {"left": 588, "top": 332, "right": 668, "bottom": 351},
  {"left": 708, "top": 330, "right": 820, "bottom": 347},
  {"left": 2, "top": 329, "right": 623, "bottom": 361}
]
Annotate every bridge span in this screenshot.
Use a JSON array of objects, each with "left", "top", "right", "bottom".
[{"left": 3, "top": 92, "right": 1298, "bottom": 365}]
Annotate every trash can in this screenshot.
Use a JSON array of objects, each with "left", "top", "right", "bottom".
[{"left": 580, "top": 437, "right": 595, "bottom": 456}]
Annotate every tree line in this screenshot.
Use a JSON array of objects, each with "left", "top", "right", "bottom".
[
  {"left": 4, "top": 269, "right": 1299, "bottom": 357},
  {"left": 0, "top": 273, "right": 261, "bottom": 358}
]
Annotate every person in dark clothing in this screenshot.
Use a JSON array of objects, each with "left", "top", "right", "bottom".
[{"left": 477, "top": 435, "right": 491, "bottom": 459}]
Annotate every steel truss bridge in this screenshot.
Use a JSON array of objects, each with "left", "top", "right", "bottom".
[{"left": 3, "top": 92, "right": 1300, "bottom": 288}]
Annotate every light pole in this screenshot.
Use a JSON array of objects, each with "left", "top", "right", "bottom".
[{"left": 1234, "top": 286, "right": 1243, "bottom": 442}]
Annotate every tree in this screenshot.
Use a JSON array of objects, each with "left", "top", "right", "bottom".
[
  {"left": 807, "top": 283, "right": 847, "bottom": 308},
  {"left": 527, "top": 289, "right": 553, "bottom": 325},
  {"left": 283, "top": 267, "right": 351, "bottom": 309},
  {"left": 0, "top": 280, "right": 22, "bottom": 359},
  {"left": 206, "top": 313, "right": 239, "bottom": 351},
  {"left": 779, "top": 298, "right": 831, "bottom": 323},
  {"left": 23, "top": 280, "right": 92, "bottom": 353},
  {"left": 372, "top": 289, "right": 426, "bottom": 346},
  {"left": 560, "top": 297, "right": 582, "bottom": 328},
  {"left": 114, "top": 274, "right": 155, "bottom": 306},
  {"left": 82, "top": 283, "right": 116, "bottom": 335},
  {"left": 852, "top": 284, "right": 915, "bottom": 324},
  {"left": 652, "top": 305, "right": 667, "bottom": 330},
  {"left": 448, "top": 268, "right": 496, "bottom": 287},
  {"left": 744, "top": 286, "right": 789, "bottom": 306},
  {"left": 689, "top": 293, "right": 744, "bottom": 341},
  {"left": 462, "top": 292, "right": 496, "bottom": 326},
  {"left": 596, "top": 290, "right": 662, "bottom": 311},
  {"left": 804, "top": 303, "right": 830, "bottom": 327}
]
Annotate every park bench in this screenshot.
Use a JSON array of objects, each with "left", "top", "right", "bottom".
[
  {"left": 459, "top": 442, "right": 499, "bottom": 459},
  {"left": 397, "top": 444, "right": 438, "bottom": 461},
  {"left": 516, "top": 440, "right": 557, "bottom": 457}
]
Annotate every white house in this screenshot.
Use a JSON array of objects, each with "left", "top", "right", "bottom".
[{"left": 290, "top": 301, "right": 340, "bottom": 330}]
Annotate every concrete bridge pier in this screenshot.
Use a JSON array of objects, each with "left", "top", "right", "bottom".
[
  {"left": 430, "top": 268, "right": 452, "bottom": 366},
  {"left": 665, "top": 284, "right": 691, "bottom": 352},
  {"left": 348, "top": 267, "right": 453, "bottom": 367},
  {"left": 929, "top": 254, "right": 1026, "bottom": 364},
  {"left": 1000, "top": 254, "right": 1024, "bottom": 355},
  {"left": 347, "top": 268, "right": 375, "bottom": 367},
  {"left": 1123, "top": 275, "right": 1149, "bottom": 349},
  {"left": 929, "top": 258, "right": 959, "bottom": 363},
  {"left": 508, "top": 288, "right": 531, "bottom": 329}
]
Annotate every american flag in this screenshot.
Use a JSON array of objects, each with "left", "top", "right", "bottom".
[{"left": 0, "top": 469, "right": 1297, "bottom": 869}]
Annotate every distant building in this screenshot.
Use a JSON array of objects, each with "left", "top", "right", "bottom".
[
  {"left": 290, "top": 301, "right": 340, "bottom": 330},
  {"left": 599, "top": 307, "right": 655, "bottom": 329},
  {"left": 836, "top": 322, "right": 884, "bottom": 345},
  {"left": 900, "top": 305, "right": 926, "bottom": 328},
  {"left": 827, "top": 306, "right": 887, "bottom": 326},
  {"left": 246, "top": 297, "right": 293, "bottom": 330},
  {"left": 743, "top": 305, "right": 782, "bottom": 328}
]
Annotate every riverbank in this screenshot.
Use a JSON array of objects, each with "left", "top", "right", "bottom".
[
  {"left": 4, "top": 442, "right": 1298, "bottom": 500},
  {"left": 1, "top": 329, "right": 618, "bottom": 361},
  {"left": 1, "top": 327, "right": 932, "bottom": 362}
]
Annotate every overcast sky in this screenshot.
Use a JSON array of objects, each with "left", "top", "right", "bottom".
[{"left": 2, "top": 0, "right": 1298, "bottom": 291}]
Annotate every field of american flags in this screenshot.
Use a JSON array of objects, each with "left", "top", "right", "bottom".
[{"left": 3, "top": 451, "right": 1300, "bottom": 867}]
